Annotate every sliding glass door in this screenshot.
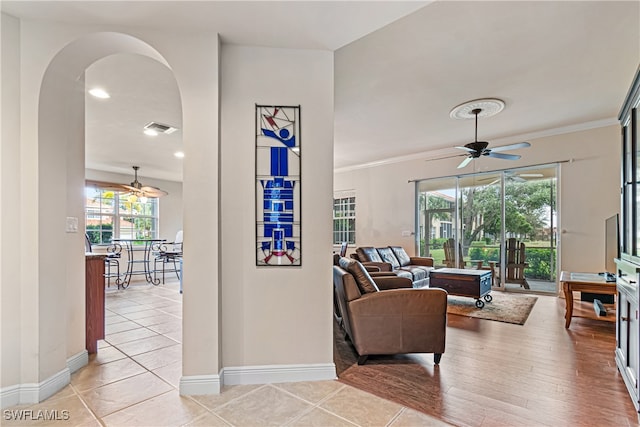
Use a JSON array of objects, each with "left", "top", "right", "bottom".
[{"left": 416, "top": 165, "right": 558, "bottom": 294}]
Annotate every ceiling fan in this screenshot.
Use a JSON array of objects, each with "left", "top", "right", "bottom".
[
  {"left": 121, "top": 166, "right": 168, "bottom": 198},
  {"left": 453, "top": 108, "right": 530, "bottom": 169}
]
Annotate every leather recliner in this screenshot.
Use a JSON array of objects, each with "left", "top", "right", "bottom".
[{"left": 334, "top": 257, "right": 447, "bottom": 365}]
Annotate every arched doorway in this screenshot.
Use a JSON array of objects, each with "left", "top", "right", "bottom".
[{"left": 37, "top": 31, "right": 181, "bottom": 400}]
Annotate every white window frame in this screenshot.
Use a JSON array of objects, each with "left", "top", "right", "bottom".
[
  {"left": 333, "top": 190, "right": 356, "bottom": 245},
  {"left": 85, "top": 186, "right": 159, "bottom": 245}
]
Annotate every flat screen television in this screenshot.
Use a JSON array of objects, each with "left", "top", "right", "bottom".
[{"left": 605, "top": 214, "right": 620, "bottom": 275}]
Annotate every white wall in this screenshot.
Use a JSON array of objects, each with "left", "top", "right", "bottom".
[
  {"left": 335, "top": 125, "right": 621, "bottom": 274},
  {"left": 220, "top": 45, "right": 335, "bottom": 371},
  {"left": 1, "top": 12, "right": 23, "bottom": 390}
]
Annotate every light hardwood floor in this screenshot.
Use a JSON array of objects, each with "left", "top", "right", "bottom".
[{"left": 336, "top": 291, "right": 638, "bottom": 426}]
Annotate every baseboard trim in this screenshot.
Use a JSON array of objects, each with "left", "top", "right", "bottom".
[
  {"left": 0, "top": 385, "right": 20, "bottom": 409},
  {"left": 179, "top": 373, "right": 222, "bottom": 396},
  {"left": 67, "top": 350, "right": 88, "bottom": 374},
  {"left": 0, "top": 367, "right": 70, "bottom": 409},
  {"left": 223, "top": 363, "right": 337, "bottom": 386}
]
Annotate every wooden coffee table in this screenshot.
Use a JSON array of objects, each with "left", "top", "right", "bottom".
[{"left": 560, "top": 271, "right": 617, "bottom": 328}]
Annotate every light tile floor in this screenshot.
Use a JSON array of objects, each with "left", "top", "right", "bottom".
[{"left": 4, "top": 278, "right": 449, "bottom": 426}]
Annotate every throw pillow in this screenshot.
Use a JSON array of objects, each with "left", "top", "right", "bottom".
[
  {"left": 338, "top": 257, "right": 379, "bottom": 294},
  {"left": 377, "top": 247, "right": 400, "bottom": 269},
  {"left": 390, "top": 246, "right": 411, "bottom": 267},
  {"left": 356, "top": 246, "right": 383, "bottom": 263}
]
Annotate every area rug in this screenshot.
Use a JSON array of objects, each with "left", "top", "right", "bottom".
[{"left": 446, "top": 292, "right": 537, "bottom": 325}]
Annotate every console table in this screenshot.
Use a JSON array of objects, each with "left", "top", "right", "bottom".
[{"left": 560, "top": 271, "right": 616, "bottom": 328}]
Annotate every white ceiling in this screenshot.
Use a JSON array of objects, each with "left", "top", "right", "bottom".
[{"left": 3, "top": 1, "right": 639, "bottom": 182}]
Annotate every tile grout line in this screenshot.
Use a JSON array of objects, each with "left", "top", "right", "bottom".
[{"left": 68, "top": 380, "right": 107, "bottom": 427}]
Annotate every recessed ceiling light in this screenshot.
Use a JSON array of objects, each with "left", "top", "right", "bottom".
[
  {"left": 88, "top": 88, "right": 110, "bottom": 99},
  {"left": 174, "top": 151, "right": 185, "bottom": 158},
  {"left": 144, "top": 129, "right": 158, "bottom": 136}
]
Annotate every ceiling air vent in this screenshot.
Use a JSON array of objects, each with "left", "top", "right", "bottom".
[{"left": 144, "top": 121, "right": 178, "bottom": 135}]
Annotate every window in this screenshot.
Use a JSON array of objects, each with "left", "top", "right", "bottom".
[
  {"left": 85, "top": 186, "right": 158, "bottom": 245},
  {"left": 333, "top": 192, "right": 356, "bottom": 244}
]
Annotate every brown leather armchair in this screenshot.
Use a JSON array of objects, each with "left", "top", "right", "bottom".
[{"left": 334, "top": 257, "right": 447, "bottom": 365}]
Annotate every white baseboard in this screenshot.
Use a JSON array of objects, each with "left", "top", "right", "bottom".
[
  {"left": 0, "top": 385, "right": 20, "bottom": 409},
  {"left": 179, "top": 373, "right": 222, "bottom": 396},
  {"left": 0, "top": 367, "right": 70, "bottom": 409},
  {"left": 222, "top": 363, "right": 337, "bottom": 386},
  {"left": 67, "top": 350, "right": 88, "bottom": 374}
]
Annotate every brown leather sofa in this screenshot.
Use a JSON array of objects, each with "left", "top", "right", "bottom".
[
  {"left": 334, "top": 257, "right": 447, "bottom": 365},
  {"left": 352, "top": 246, "right": 434, "bottom": 288}
]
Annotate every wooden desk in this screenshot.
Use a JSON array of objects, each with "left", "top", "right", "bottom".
[{"left": 560, "top": 271, "right": 617, "bottom": 328}]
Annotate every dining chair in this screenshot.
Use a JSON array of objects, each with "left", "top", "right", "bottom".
[
  {"left": 153, "top": 230, "right": 183, "bottom": 284},
  {"left": 85, "top": 233, "right": 122, "bottom": 287}
]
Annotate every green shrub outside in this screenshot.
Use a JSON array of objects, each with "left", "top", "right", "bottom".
[
  {"left": 86, "top": 224, "right": 112, "bottom": 245},
  {"left": 468, "top": 241, "right": 555, "bottom": 280}
]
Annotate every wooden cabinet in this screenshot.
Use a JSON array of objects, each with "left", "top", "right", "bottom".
[
  {"left": 617, "top": 65, "right": 640, "bottom": 419},
  {"left": 86, "top": 254, "right": 106, "bottom": 354}
]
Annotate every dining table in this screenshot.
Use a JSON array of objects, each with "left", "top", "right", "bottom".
[{"left": 111, "top": 238, "right": 166, "bottom": 287}]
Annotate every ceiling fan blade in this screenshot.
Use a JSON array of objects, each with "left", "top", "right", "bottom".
[
  {"left": 486, "top": 152, "right": 521, "bottom": 161},
  {"left": 489, "top": 141, "right": 531, "bottom": 153},
  {"left": 457, "top": 156, "right": 473, "bottom": 169},
  {"left": 86, "top": 180, "right": 130, "bottom": 192},
  {"left": 454, "top": 145, "right": 476, "bottom": 153},
  {"left": 141, "top": 186, "right": 169, "bottom": 197},
  {"left": 425, "top": 153, "right": 468, "bottom": 162}
]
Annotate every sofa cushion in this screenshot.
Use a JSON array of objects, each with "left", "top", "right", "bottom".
[
  {"left": 377, "top": 247, "right": 400, "bottom": 269},
  {"left": 394, "top": 269, "right": 414, "bottom": 281},
  {"left": 390, "top": 246, "right": 411, "bottom": 267},
  {"left": 397, "top": 266, "right": 427, "bottom": 281},
  {"left": 356, "top": 247, "right": 383, "bottom": 263},
  {"left": 338, "top": 257, "right": 379, "bottom": 294}
]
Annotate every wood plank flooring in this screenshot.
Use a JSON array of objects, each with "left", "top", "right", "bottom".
[{"left": 334, "top": 292, "right": 639, "bottom": 426}]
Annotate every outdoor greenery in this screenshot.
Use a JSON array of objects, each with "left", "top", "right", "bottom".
[
  {"left": 421, "top": 177, "right": 556, "bottom": 281},
  {"left": 460, "top": 180, "right": 554, "bottom": 247},
  {"left": 468, "top": 243, "right": 556, "bottom": 280},
  {"left": 86, "top": 188, "right": 157, "bottom": 244},
  {"left": 86, "top": 224, "right": 112, "bottom": 245}
]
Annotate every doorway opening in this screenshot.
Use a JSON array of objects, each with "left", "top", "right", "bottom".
[{"left": 417, "top": 164, "right": 558, "bottom": 294}]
